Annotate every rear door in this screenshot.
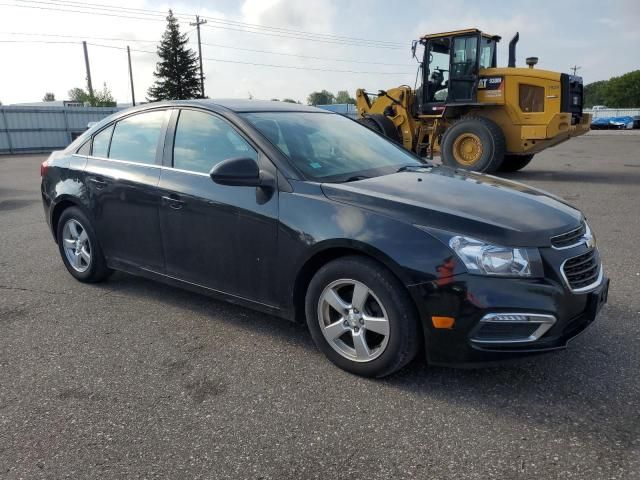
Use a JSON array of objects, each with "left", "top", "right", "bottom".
[
  {"left": 448, "top": 35, "right": 479, "bottom": 103},
  {"left": 84, "top": 109, "right": 169, "bottom": 270},
  {"left": 157, "top": 108, "right": 279, "bottom": 305}
]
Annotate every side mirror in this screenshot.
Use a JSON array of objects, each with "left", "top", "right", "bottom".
[{"left": 210, "top": 157, "right": 261, "bottom": 187}]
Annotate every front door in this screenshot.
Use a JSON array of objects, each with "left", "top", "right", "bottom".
[
  {"left": 84, "top": 109, "right": 169, "bottom": 270},
  {"left": 448, "top": 35, "right": 479, "bottom": 103},
  {"left": 158, "top": 108, "right": 279, "bottom": 306}
]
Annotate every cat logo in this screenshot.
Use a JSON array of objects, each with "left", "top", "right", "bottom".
[{"left": 478, "top": 77, "right": 503, "bottom": 90}]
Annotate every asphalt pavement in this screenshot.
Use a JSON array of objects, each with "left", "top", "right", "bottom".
[{"left": 1, "top": 131, "right": 639, "bottom": 479}]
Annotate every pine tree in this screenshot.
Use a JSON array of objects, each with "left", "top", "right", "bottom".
[{"left": 147, "top": 10, "right": 202, "bottom": 101}]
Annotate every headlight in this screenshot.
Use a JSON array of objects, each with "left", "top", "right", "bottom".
[{"left": 449, "top": 235, "right": 537, "bottom": 277}]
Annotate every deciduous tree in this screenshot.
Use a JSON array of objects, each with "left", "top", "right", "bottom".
[
  {"left": 307, "top": 90, "right": 335, "bottom": 106},
  {"left": 335, "top": 90, "right": 355, "bottom": 104}
]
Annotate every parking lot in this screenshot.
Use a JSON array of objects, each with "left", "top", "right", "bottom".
[{"left": 0, "top": 131, "right": 638, "bottom": 479}]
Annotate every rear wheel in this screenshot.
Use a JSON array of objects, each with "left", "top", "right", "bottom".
[
  {"left": 499, "top": 154, "right": 534, "bottom": 172},
  {"left": 57, "top": 207, "right": 112, "bottom": 283},
  {"left": 441, "top": 117, "right": 506, "bottom": 173},
  {"left": 305, "top": 256, "right": 419, "bottom": 378}
]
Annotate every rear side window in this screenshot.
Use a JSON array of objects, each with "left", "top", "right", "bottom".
[
  {"left": 92, "top": 125, "right": 114, "bottom": 158},
  {"left": 173, "top": 110, "right": 257, "bottom": 174},
  {"left": 109, "top": 110, "right": 167, "bottom": 164}
]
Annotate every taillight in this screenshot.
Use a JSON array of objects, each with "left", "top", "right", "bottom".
[{"left": 40, "top": 160, "right": 49, "bottom": 177}]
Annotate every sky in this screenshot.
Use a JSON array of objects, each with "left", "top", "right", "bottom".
[{"left": 0, "top": 0, "right": 638, "bottom": 105}]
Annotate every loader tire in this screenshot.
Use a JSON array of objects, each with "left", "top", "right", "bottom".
[
  {"left": 441, "top": 117, "right": 506, "bottom": 173},
  {"left": 499, "top": 154, "right": 534, "bottom": 172},
  {"left": 358, "top": 114, "right": 401, "bottom": 144}
]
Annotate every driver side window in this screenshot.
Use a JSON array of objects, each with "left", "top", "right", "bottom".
[{"left": 173, "top": 110, "right": 258, "bottom": 174}]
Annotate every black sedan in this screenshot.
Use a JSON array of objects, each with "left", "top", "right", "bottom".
[{"left": 40, "top": 100, "right": 609, "bottom": 377}]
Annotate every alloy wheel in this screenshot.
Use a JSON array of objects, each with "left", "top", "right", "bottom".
[
  {"left": 62, "top": 218, "right": 92, "bottom": 273},
  {"left": 317, "top": 279, "right": 390, "bottom": 362}
]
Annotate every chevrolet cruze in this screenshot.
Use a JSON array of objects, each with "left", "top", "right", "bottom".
[{"left": 40, "top": 100, "right": 609, "bottom": 377}]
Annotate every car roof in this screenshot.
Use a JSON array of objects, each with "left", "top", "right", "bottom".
[{"left": 130, "top": 99, "right": 328, "bottom": 114}]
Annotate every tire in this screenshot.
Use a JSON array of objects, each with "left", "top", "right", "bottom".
[
  {"left": 56, "top": 206, "right": 112, "bottom": 283},
  {"left": 305, "top": 255, "right": 419, "bottom": 378},
  {"left": 357, "top": 114, "right": 402, "bottom": 143},
  {"left": 499, "top": 154, "right": 534, "bottom": 172},
  {"left": 441, "top": 117, "right": 506, "bottom": 173}
]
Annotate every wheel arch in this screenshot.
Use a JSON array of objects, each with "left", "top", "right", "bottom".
[
  {"left": 290, "top": 240, "right": 414, "bottom": 324},
  {"left": 50, "top": 196, "right": 88, "bottom": 243}
]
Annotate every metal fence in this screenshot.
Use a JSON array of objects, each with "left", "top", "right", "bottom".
[
  {"left": 315, "top": 103, "right": 358, "bottom": 119},
  {"left": 0, "top": 106, "right": 121, "bottom": 154},
  {"left": 585, "top": 108, "right": 640, "bottom": 118}
]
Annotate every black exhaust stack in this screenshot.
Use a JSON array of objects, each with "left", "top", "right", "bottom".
[{"left": 508, "top": 32, "right": 519, "bottom": 68}]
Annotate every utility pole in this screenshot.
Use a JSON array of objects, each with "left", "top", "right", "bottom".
[
  {"left": 571, "top": 65, "right": 581, "bottom": 76},
  {"left": 190, "top": 15, "right": 207, "bottom": 98},
  {"left": 82, "top": 41, "right": 94, "bottom": 99},
  {"left": 127, "top": 46, "right": 136, "bottom": 106}
]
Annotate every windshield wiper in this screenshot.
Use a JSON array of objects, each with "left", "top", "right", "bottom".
[
  {"left": 344, "top": 175, "right": 369, "bottom": 182},
  {"left": 396, "top": 164, "right": 431, "bottom": 173}
]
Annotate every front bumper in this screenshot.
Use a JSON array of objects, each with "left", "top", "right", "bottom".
[{"left": 408, "top": 268, "right": 609, "bottom": 367}]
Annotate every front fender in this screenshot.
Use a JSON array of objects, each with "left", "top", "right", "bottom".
[{"left": 278, "top": 183, "right": 465, "bottom": 310}]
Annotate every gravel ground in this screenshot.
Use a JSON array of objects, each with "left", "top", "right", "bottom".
[{"left": 1, "top": 131, "right": 639, "bottom": 479}]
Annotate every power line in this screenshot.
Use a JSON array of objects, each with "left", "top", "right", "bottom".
[
  {"left": 0, "top": 32, "right": 413, "bottom": 67},
  {"left": 17, "top": 0, "right": 407, "bottom": 48},
  {"left": 84, "top": 43, "right": 414, "bottom": 75},
  {"left": 199, "top": 41, "right": 412, "bottom": 66},
  {"left": 7, "top": 0, "right": 407, "bottom": 49},
  {"left": 0, "top": 39, "right": 79, "bottom": 44},
  {"left": 0, "top": 2, "right": 171, "bottom": 23},
  {"left": 0, "top": 37, "right": 414, "bottom": 75},
  {"left": 198, "top": 56, "right": 413, "bottom": 75},
  {"left": 200, "top": 22, "right": 404, "bottom": 49}
]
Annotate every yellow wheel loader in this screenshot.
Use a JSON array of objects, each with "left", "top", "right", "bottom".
[{"left": 355, "top": 29, "right": 591, "bottom": 172}]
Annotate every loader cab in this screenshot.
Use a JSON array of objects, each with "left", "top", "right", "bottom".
[{"left": 418, "top": 29, "right": 499, "bottom": 115}]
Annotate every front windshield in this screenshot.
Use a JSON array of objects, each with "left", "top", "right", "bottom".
[{"left": 241, "top": 112, "right": 424, "bottom": 182}]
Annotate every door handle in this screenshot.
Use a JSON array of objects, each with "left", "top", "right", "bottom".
[
  {"left": 88, "top": 177, "right": 107, "bottom": 189},
  {"left": 161, "top": 195, "right": 185, "bottom": 209}
]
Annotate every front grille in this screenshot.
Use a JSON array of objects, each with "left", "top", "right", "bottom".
[
  {"left": 562, "top": 249, "right": 601, "bottom": 291},
  {"left": 551, "top": 223, "right": 586, "bottom": 249}
]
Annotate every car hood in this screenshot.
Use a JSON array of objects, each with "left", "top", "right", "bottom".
[{"left": 321, "top": 166, "right": 583, "bottom": 247}]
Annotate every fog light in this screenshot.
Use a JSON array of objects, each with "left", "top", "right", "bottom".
[
  {"left": 470, "top": 313, "right": 556, "bottom": 344},
  {"left": 432, "top": 316, "right": 455, "bottom": 329}
]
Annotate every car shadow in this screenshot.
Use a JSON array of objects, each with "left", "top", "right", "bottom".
[{"left": 93, "top": 272, "right": 639, "bottom": 456}]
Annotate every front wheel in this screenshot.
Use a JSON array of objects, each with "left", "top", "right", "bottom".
[
  {"left": 305, "top": 256, "right": 419, "bottom": 378},
  {"left": 499, "top": 154, "right": 534, "bottom": 172},
  {"left": 441, "top": 117, "right": 506, "bottom": 173}
]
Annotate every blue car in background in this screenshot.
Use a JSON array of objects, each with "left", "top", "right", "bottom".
[{"left": 591, "top": 116, "right": 634, "bottom": 130}]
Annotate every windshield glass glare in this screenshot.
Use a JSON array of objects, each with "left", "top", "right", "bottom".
[{"left": 241, "top": 112, "right": 424, "bottom": 182}]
